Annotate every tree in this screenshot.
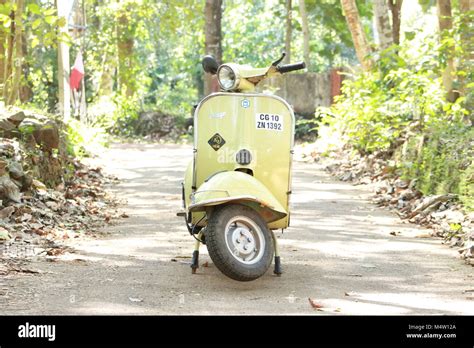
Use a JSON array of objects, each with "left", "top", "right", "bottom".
[
  {"left": 204, "top": 0, "right": 222, "bottom": 96},
  {"left": 388, "top": 0, "right": 403, "bottom": 45},
  {"left": 56, "top": 0, "right": 70, "bottom": 119},
  {"left": 117, "top": 3, "right": 135, "bottom": 97},
  {"left": 340, "top": 0, "right": 373, "bottom": 70},
  {"left": 437, "top": 0, "right": 455, "bottom": 101},
  {"left": 458, "top": 0, "right": 473, "bottom": 99},
  {"left": 284, "top": 0, "right": 292, "bottom": 64},
  {"left": 298, "top": 0, "right": 310, "bottom": 69},
  {"left": 373, "top": 0, "right": 393, "bottom": 51},
  {"left": 0, "top": 0, "right": 6, "bottom": 98},
  {"left": 8, "top": 0, "right": 23, "bottom": 106},
  {"left": 2, "top": 0, "right": 15, "bottom": 104}
]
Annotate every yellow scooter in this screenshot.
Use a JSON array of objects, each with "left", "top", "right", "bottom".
[{"left": 178, "top": 53, "right": 305, "bottom": 281}]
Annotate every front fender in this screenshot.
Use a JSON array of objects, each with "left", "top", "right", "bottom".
[{"left": 189, "top": 171, "right": 287, "bottom": 223}]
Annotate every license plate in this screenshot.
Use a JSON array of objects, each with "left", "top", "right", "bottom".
[{"left": 255, "top": 113, "right": 283, "bottom": 131}]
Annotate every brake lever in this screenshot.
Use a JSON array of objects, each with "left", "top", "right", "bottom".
[{"left": 271, "top": 52, "right": 286, "bottom": 67}]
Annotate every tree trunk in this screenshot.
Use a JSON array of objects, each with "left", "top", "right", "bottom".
[
  {"left": 374, "top": 0, "right": 393, "bottom": 51},
  {"left": 459, "top": 0, "right": 473, "bottom": 60},
  {"left": 459, "top": 0, "right": 473, "bottom": 13},
  {"left": 204, "top": 0, "right": 222, "bottom": 96},
  {"left": 3, "top": 4, "right": 15, "bottom": 103},
  {"left": 56, "top": 0, "right": 71, "bottom": 119},
  {"left": 298, "top": 0, "right": 310, "bottom": 69},
  {"left": 19, "top": 27, "right": 31, "bottom": 102},
  {"left": 284, "top": 0, "right": 292, "bottom": 64},
  {"left": 117, "top": 9, "right": 134, "bottom": 97},
  {"left": 0, "top": 0, "right": 6, "bottom": 97},
  {"left": 8, "top": 0, "right": 24, "bottom": 105},
  {"left": 340, "top": 0, "right": 373, "bottom": 70},
  {"left": 437, "top": 0, "right": 455, "bottom": 101},
  {"left": 98, "top": 52, "right": 115, "bottom": 97},
  {"left": 388, "top": 0, "right": 403, "bottom": 45},
  {"left": 458, "top": 0, "right": 473, "bottom": 99}
]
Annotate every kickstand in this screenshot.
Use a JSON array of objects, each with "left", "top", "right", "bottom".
[
  {"left": 271, "top": 231, "right": 283, "bottom": 276},
  {"left": 273, "top": 256, "right": 282, "bottom": 276},
  {"left": 191, "top": 231, "right": 202, "bottom": 274}
]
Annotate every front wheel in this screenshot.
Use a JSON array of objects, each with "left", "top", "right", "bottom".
[{"left": 206, "top": 204, "right": 274, "bottom": 281}]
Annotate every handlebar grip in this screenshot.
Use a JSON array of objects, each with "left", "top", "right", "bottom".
[{"left": 277, "top": 61, "right": 306, "bottom": 73}]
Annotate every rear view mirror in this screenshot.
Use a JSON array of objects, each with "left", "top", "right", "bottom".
[{"left": 202, "top": 55, "right": 218, "bottom": 75}]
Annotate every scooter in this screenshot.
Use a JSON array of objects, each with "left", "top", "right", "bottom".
[{"left": 178, "top": 53, "right": 305, "bottom": 281}]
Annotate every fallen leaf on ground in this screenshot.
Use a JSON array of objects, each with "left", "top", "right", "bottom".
[
  {"left": 415, "top": 233, "right": 432, "bottom": 238},
  {"left": 361, "top": 264, "right": 376, "bottom": 269},
  {"left": 308, "top": 298, "right": 324, "bottom": 309},
  {"left": 10, "top": 267, "right": 41, "bottom": 274},
  {"left": 72, "top": 259, "right": 87, "bottom": 263},
  {"left": 129, "top": 297, "right": 143, "bottom": 303}
]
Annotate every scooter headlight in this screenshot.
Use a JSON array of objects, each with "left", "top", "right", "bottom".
[{"left": 217, "top": 64, "right": 240, "bottom": 91}]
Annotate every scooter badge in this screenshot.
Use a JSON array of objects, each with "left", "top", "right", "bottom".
[{"left": 208, "top": 133, "right": 226, "bottom": 151}]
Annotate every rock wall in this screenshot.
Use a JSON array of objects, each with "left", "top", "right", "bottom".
[
  {"left": 0, "top": 108, "right": 68, "bottom": 206},
  {"left": 257, "top": 71, "right": 335, "bottom": 117}
]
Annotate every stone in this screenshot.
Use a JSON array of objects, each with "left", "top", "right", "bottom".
[
  {"left": 45, "top": 201, "right": 59, "bottom": 211},
  {"left": 21, "top": 174, "right": 33, "bottom": 191},
  {"left": 7, "top": 161, "right": 24, "bottom": 180},
  {"left": 397, "top": 200, "right": 407, "bottom": 209},
  {"left": 444, "top": 210, "right": 465, "bottom": 224},
  {"left": 0, "top": 158, "right": 7, "bottom": 176},
  {"left": 0, "top": 206, "right": 15, "bottom": 219},
  {"left": 340, "top": 171, "right": 353, "bottom": 181},
  {"left": 33, "top": 124, "right": 60, "bottom": 152},
  {"left": 7, "top": 111, "right": 26, "bottom": 126},
  {"left": 32, "top": 179, "right": 47, "bottom": 194},
  {"left": 19, "top": 117, "right": 60, "bottom": 152},
  {"left": 394, "top": 178, "right": 409, "bottom": 189},
  {"left": 0, "top": 142, "right": 15, "bottom": 157},
  {"left": 0, "top": 226, "right": 11, "bottom": 240},
  {"left": 399, "top": 189, "right": 415, "bottom": 201},
  {"left": 0, "top": 174, "right": 21, "bottom": 202},
  {"left": 0, "top": 119, "right": 16, "bottom": 131}
]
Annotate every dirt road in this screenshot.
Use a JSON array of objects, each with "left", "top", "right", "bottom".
[{"left": 1, "top": 143, "right": 473, "bottom": 315}]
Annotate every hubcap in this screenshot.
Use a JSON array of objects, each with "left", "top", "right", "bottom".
[{"left": 224, "top": 216, "right": 265, "bottom": 265}]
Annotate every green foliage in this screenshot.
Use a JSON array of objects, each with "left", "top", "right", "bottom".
[
  {"left": 65, "top": 119, "right": 109, "bottom": 158},
  {"left": 323, "top": 16, "right": 473, "bottom": 209},
  {"left": 459, "top": 162, "right": 474, "bottom": 210}
]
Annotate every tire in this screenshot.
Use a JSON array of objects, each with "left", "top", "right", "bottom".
[{"left": 206, "top": 204, "right": 274, "bottom": 281}]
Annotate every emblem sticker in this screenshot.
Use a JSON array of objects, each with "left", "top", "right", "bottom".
[
  {"left": 210, "top": 112, "right": 225, "bottom": 119},
  {"left": 241, "top": 99, "right": 250, "bottom": 108},
  {"left": 208, "top": 133, "right": 226, "bottom": 151}
]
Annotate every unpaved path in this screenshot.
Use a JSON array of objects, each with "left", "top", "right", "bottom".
[{"left": 1, "top": 143, "right": 473, "bottom": 315}]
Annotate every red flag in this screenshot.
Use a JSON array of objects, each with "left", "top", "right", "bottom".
[{"left": 70, "top": 52, "right": 85, "bottom": 90}]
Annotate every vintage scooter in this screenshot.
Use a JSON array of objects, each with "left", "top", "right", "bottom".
[{"left": 178, "top": 53, "right": 305, "bottom": 281}]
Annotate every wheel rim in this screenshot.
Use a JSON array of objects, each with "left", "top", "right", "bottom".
[{"left": 224, "top": 215, "right": 265, "bottom": 265}]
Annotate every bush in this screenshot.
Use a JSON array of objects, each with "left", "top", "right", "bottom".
[
  {"left": 320, "top": 25, "right": 473, "bottom": 210},
  {"left": 65, "top": 119, "right": 109, "bottom": 158}
]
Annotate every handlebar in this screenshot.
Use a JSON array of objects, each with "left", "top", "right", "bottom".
[{"left": 277, "top": 61, "right": 306, "bottom": 74}]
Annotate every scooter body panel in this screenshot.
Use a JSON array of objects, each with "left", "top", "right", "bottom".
[
  {"left": 184, "top": 92, "right": 294, "bottom": 229},
  {"left": 188, "top": 171, "right": 287, "bottom": 223}
]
